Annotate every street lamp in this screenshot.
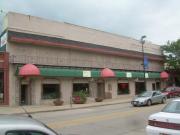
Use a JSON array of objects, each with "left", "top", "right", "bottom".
[{"left": 140, "top": 35, "right": 146, "bottom": 91}]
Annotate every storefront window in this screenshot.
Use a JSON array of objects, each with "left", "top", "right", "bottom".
[
  {"left": 156, "top": 82, "right": 161, "bottom": 90},
  {"left": 135, "top": 82, "right": 145, "bottom": 95},
  {"left": 152, "top": 83, "right": 156, "bottom": 90},
  {"left": 42, "top": 84, "right": 60, "bottom": 99},
  {"left": 117, "top": 83, "right": 129, "bottom": 95},
  {"left": 73, "top": 83, "right": 89, "bottom": 96},
  {"left": 0, "top": 72, "right": 4, "bottom": 103}
]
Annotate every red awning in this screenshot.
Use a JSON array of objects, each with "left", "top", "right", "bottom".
[
  {"left": 160, "top": 71, "right": 169, "bottom": 79},
  {"left": 101, "top": 68, "right": 115, "bottom": 77},
  {"left": 19, "top": 64, "right": 40, "bottom": 76}
]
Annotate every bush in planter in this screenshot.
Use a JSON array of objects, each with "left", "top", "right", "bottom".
[
  {"left": 53, "top": 99, "right": 64, "bottom": 106},
  {"left": 73, "top": 91, "right": 87, "bottom": 104},
  {"left": 95, "top": 97, "right": 103, "bottom": 102}
]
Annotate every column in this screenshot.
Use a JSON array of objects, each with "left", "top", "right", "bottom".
[
  {"left": 31, "top": 78, "right": 41, "bottom": 105},
  {"left": 61, "top": 78, "right": 73, "bottom": 104}
]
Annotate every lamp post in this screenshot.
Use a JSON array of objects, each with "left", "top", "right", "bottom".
[{"left": 140, "top": 35, "right": 146, "bottom": 91}]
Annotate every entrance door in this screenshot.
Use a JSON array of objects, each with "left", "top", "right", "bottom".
[
  {"left": 20, "top": 84, "right": 28, "bottom": 105},
  {"left": 97, "top": 83, "right": 105, "bottom": 98},
  {"left": 135, "top": 82, "right": 145, "bottom": 95}
]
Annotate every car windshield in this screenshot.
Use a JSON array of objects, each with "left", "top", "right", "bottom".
[
  {"left": 43, "top": 123, "right": 59, "bottom": 135},
  {"left": 162, "top": 101, "right": 180, "bottom": 114},
  {"left": 138, "top": 91, "right": 152, "bottom": 97},
  {"left": 163, "top": 87, "right": 174, "bottom": 92}
]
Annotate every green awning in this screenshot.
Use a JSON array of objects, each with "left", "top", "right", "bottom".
[
  {"left": 148, "top": 72, "right": 160, "bottom": 78},
  {"left": 132, "top": 72, "right": 144, "bottom": 78},
  {"left": 40, "top": 68, "right": 83, "bottom": 77},
  {"left": 91, "top": 70, "right": 101, "bottom": 77},
  {"left": 16, "top": 66, "right": 160, "bottom": 78},
  {"left": 115, "top": 71, "right": 126, "bottom": 78}
]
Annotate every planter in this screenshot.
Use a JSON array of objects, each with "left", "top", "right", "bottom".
[
  {"left": 53, "top": 99, "right": 64, "bottom": 106},
  {"left": 73, "top": 96, "right": 86, "bottom": 104},
  {"left": 95, "top": 97, "right": 103, "bottom": 102}
]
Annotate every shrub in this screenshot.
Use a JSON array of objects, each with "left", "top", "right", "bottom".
[{"left": 73, "top": 90, "right": 87, "bottom": 104}]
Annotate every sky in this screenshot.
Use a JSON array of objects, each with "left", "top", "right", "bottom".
[{"left": 0, "top": 0, "right": 180, "bottom": 45}]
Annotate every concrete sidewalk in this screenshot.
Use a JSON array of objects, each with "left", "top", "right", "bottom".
[{"left": 0, "top": 97, "right": 131, "bottom": 115}]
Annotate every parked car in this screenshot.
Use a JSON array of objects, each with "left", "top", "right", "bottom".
[
  {"left": 162, "top": 86, "right": 180, "bottom": 98},
  {"left": 146, "top": 98, "right": 180, "bottom": 135},
  {"left": 0, "top": 115, "right": 60, "bottom": 135},
  {"left": 131, "top": 91, "right": 166, "bottom": 106}
]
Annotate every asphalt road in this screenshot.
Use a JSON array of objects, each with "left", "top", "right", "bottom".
[{"left": 32, "top": 102, "right": 168, "bottom": 135}]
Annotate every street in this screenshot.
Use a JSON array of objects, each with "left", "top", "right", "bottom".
[{"left": 32, "top": 102, "right": 167, "bottom": 135}]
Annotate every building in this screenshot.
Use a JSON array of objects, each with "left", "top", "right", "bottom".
[{"left": 0, "top": 12, "right": 165, "bottom": 106}]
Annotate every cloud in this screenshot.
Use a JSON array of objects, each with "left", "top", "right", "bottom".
[{"left": 0, "top": 0, "right": 180, "bottom": 45}]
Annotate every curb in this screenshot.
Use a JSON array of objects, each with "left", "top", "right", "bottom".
[{"left": 13, "top": 100, "right": 131, "bottom": 115}]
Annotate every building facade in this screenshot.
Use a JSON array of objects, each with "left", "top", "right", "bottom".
[{"left": 0, "top": 12, "right": 165, "bottom": 106}]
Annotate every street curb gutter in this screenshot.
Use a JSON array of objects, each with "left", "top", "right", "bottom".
[{"left": 13, "top": 100, "right": 131, "bottom": 115}]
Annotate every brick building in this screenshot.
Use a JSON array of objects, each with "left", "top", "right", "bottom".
[{"left": 0, "top": 12, "right": 165, "bottom": 106}]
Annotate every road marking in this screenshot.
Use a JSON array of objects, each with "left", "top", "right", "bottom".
[{"left": 47, "top": 104, "right": 164, "bottom": 129}]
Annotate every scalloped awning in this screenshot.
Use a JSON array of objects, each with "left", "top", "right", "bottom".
[
  {"left": 160, "top": 71, "right": 169, "bottom": 79},
  {"left": 101, "top": 68, "right": 115, "bottom": 77},
  {"left": 19, "top": 64, "right": 40, "bottom": 76}
]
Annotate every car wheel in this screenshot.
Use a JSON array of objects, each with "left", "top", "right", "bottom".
[
  {"left": 147, "top": 100, "right": 152, "bottom": 106},
  {"left": 132, "top": 104, "right": 136, "bottom": 107},
  {"left": 161, "top": 98, "right": 166, "bottom": 104}
]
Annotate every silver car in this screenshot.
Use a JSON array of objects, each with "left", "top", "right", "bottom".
[
  {"left": 0, "top": 115, "right": 59, "bottom": 135},
  {"left": 131, "top": 91, "right": 166, "bottom": 106}
]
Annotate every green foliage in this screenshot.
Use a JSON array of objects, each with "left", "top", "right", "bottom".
[
  {"left": 161, "top": 39, "right": 180, "bottom": 70},
  {"left": 73, "top": 90, "right": 87, "bottom": 104}
]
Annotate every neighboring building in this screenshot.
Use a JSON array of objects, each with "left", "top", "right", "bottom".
[{"left": 0, "top": 12, "right": 165, "bottom": 106}]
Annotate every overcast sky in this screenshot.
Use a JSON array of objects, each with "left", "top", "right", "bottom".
[{"left": 0, "top": 0, "right": 180, "bottom": 45}]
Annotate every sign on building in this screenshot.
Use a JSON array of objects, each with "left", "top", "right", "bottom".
[
  {"left": 145, "top": 73, "right": 149, "bottom": 78},
  {"left": 126, "top": 72, "right": 132, "bottom": 78},
  {"left": 0, "top": 32, "right": 7, "bottom": 47},
  {"left": 83, "top": 71, "right": 91, "bottom": 77}
]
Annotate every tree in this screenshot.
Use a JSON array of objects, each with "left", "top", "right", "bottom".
[{"left": 161, "top": 39, "right": 180, "bottom": 71}]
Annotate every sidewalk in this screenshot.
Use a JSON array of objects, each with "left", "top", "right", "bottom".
[{"left": 0, "top": 97, "right": 131, "bottom": 115}]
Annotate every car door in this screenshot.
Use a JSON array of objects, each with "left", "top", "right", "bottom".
[
  {"left": 174, "top": 87, "right": 180, "bottom": 97},
  {"left": 151, "top": 91, "right": 161, "bottom": 103},
  {"left": 171, "top": 87, "right": 176, "bottom": 97},
  {"left": 176, "top": 87, "right": 180, "bottom": 96},
  {"left": 156, "top": 91, "right": 163, "bottom": 102}
]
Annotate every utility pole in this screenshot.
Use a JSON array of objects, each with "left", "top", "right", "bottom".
[{"left": 140, "top": 35, "right": 146, "bottom": 91}]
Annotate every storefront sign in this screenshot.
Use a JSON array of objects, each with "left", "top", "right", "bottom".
[
  {"left": 144, "top": 56, "right": 149, "bottom": 69},
  {"left": 83, "top": 71, "right": 91, "bottom": 77},
  {"left": 126, "top": 72, "right": 132, "bottom": 78},
  {"left": 0, "top": 32, "right": 7, "bottom": 47},
  {"left": 145, "top": 73, "right": 149, "bottom": 78}
]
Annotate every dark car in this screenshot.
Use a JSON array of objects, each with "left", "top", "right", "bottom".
[{"left": 162, "top": 86, "right": 180, "bottom": 98}]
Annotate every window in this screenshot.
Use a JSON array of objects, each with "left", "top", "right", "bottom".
[
  {"left": 42, "top": 84, "right": 60, "bottom": 99},
  {"left": 6, "top": 131, "right": 47, "bottom": 135},
  {"left": 73, "top": 83, "right": 89, "bottom": 96},
  {"left": 156, "top": 82, "right": 160, "bottom": 90},
  {"left": 152, "top": 83, "right": 156, "bottom": 90},
  {"left": 117, "top": 83, "right": 129, "bottom": 95}
]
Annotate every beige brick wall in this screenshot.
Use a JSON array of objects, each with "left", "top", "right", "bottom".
[
  {"left": 8, "top": 42, "right": 162, "bottom": 71},
  {"left": 7, "top": 12, "right": 162, "bottom": 55}
]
